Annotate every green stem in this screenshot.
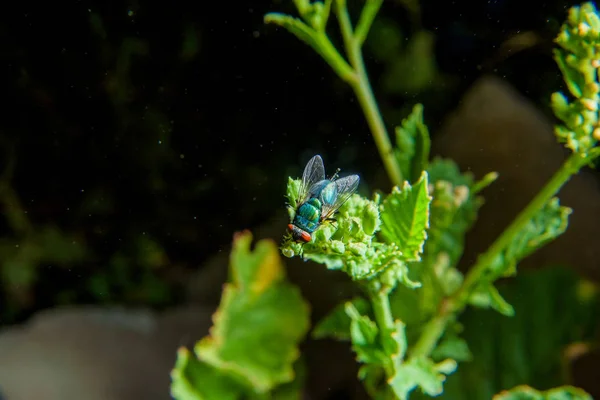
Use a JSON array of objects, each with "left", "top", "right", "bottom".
[
  {"left": 335, "top": 2, "right": 404, "bottom": 187},
  {"left": 370, "top": 288, "right": 397, "bottom": 376},
  {"left": 354, "top": 0, "right": 384, "bottom": 46},
  {"left": 411, "top": 150, "right": 600, "bottom": 358},
  {"left": 455, "top": 152, "right": 590, "bottom": 305},
  {"left": 314, "top": 32, "right": 356, "bottom": 84},
  {"left": 371, "top": 289, "right": 395, "bottom": 331},
  {"left": 410, "top": 301, "right": 452, "bottom": 358}
]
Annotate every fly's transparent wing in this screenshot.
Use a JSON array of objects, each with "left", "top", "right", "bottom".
[
  {"left": 320, "top": 175, "right": 360, "bottom": 221},
  {"left": 298, "top": 155, "right": 326, "bottom": 204}
]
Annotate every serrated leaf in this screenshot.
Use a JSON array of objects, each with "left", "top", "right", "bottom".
[
  {"left": 395, "top": 103, "right": 431, "bottom": 184},
  {"left": 195, "top": 231, "right": 310, "bottom": 393},
  {"left": 389, "top": 356, "right": 456, "bottom": 400},
  {"left": 424, "top": 159, "right": 482, "bottom": 269},
  {"left": 170, "top": 347, "right": 244, "bottom": 400},
  {"left": 489, "top": 197, "right": 571, "bottom": 281},
  {"left": 380, "top": 171, "right": 431, "bottom": 261},
  {"left": 312, "top": 297, "right": 370, "bottom": 340},
  {"left": 345, "top": 302, "right": 388, "bottom": 365},
  {"left": 493, "top": 385, "right": 592, "bottom": 400}
]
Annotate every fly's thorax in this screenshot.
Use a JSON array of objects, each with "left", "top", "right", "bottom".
[
  {"left": 308, "top": 179, "right": 331, "bottom": 199},
  {"left": 305, "top": 197, "right": 322, "bottom": 210},
  {"left": 319, "top": 181, "right": 338, "bottom": 205}
]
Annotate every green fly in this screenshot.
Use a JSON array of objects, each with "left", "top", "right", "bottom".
[{"left": 287, "top": 155, "right": 360, "bottom": 242}]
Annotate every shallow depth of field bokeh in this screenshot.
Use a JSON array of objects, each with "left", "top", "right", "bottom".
[{"left": 1, "top": 0, "right": 599, "bottom": 399}]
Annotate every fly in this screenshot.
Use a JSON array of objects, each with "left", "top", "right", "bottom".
[{"left": 287, "top": 155, "right": 360, "bottom": 242}]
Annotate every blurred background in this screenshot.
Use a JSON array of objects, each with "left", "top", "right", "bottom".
[{"left": 1, "top": 0, "right": 599, "bottom": 399}]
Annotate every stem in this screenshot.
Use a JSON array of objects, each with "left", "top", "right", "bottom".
[
  {"left": 411, "top": 150, "right": 600, "bottom": 358},
  {"left": 370, "top": 288, "right": 397, "bottom": 376},
  {"left": 455, "top": 152, "right": 588, "bottom": 305},
  {"left": 335, "top": 3, "right": 404, "bottom": 187},
  {"left": 371, "top": 289, "right": 395, "bottom": 331},
  {"left": 355, "top": 0, "right": 384, "bottom": 46},
  {"left": 314, "top": 32, "right": 356, "bottom": 84},
  {"left": 410, "top": 303, "right": 452, "bottom": 358}
]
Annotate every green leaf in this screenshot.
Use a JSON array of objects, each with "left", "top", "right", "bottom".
[
  {"left": 395, "top": 104, "right": 431, "bottom": 184},
  {"left": 493, "top": 385, "right": 592, "bottom": 400},
  {"left": 509, "top": 198, "right": 571, "bottom": 263},
  {"left": 345, "top": 302, "right": 388, "bottom": 365},
  {"left": 469, "top": 283, "right": 515, "bottom": 317},
  {"left": 195, "top": 231, "right": 310, "bottom": 393},
  {"left": 426, "top": 157, "right": 474, "bottom": 187},
  {"left": 553, "top": 49, "right": 584, "bottom": 99},
  {"left": 170, "top": 347, "right": 244, "bottom": 400},
  {"left": 489, "top": 197, "right": 571, "bottom": 281},
  {"left": 271, "top": 360, "right": 307, "bottom": 400},
  {"left": 380, "top": 171, "right": 432, "bottom": 261},
  {"left": 389, "top": 356, "right": 457, "bottom": 400},
  {"left": 431, "top": 334, "right": 472, "bottom": 363},
  {"left": 264, "top": 11, "right": 354, "bottom": 82},
  {"left": 312, "top": 297, "right": 370, "bottom": 340},
  {"left": 264, "top": 13, "right": 321, "bottom": 53}
]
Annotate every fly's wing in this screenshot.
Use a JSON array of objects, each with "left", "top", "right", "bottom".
[
  {"left": 320, "top": 175, "right": 360, "bottom": 221},
  {"left": 298, "top": 155, "right": 326, "bottom": 204}
]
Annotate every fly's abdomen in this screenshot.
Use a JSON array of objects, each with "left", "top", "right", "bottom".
[{"left": 293, "top": 199, "right": 322, "bottom": 233}]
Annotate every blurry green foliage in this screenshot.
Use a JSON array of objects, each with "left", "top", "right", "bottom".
[
  {"left": 490, "top": 385, "right": 592, "bottom": 400},
  {"left": 437, "top": 266, "right": 600, "bottom": 400},
  {"left": 171, "top": 231, "right": 310, "bottom": 399}
]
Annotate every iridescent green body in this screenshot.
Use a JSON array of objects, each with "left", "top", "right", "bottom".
[{"left": 292, "top": 198, "right": 322, "bottom": 234}]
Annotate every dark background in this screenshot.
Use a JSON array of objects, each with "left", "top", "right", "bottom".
[{"left": 0, "top": 0, "right": 583, "bottom": 324}]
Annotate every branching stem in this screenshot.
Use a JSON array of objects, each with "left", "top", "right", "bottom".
[{"left": 411, "top": 150, "right": 600, "bottom": 358}]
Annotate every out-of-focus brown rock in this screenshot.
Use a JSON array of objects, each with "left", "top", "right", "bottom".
[
  {"left": 565, "top": 343, "right": 600, "bottom": 398},
  {"left": 0, "top": 305, "right": 212, "bottom": 400},
  {"left": 432, "top": 74, "right": 600, "bottom": 280}
]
